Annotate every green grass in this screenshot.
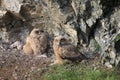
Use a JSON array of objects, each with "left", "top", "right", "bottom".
[
  {"left": 40, "top": 64, "right": 120, "bottom": 80},
  {"left": 94, "top": 39, "right": 101, "bottom": 51},
  {"left": 115, "top": 34, "right": 120, "bottom": 42}
]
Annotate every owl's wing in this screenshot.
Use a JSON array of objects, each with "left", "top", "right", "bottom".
[{"left": 59, "top": 45, "right": 86, "bottom": 61}]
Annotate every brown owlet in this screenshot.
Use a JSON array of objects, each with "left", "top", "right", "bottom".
[
  {"left": 23, "top": 28, "right": 48, "bottom": 55},
  {"left": 52, "top": 36, "right": 86, "bottom": 65}
]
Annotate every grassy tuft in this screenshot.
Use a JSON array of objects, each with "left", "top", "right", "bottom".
[
  {"left": 40, "top": 64, "right": 119, "bottom": 80},
  {"left": 115, "top": 34, "right": 120, "bottom": 42}
]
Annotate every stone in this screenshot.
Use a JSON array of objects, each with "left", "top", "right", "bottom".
[{"left": 0, "top": 0, "right": 120, "bottom": 67}]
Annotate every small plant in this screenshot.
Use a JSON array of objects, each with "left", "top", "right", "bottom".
[
  {"left": 94, "top": 39, "right": 101, "bottom": 51},
  {"left": 40, "top": 64, "right": 119, "bottom": 80},
  {"left": 115, "top": 34, "right": 120, "bottom": 42}
]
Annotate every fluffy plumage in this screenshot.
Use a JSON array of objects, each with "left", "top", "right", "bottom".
[
  {"left": 23, "top": 28, "right": 48, "bottom": 55},
  {"left": 52, "top": 36, "right": 86, "bottom": 65}
]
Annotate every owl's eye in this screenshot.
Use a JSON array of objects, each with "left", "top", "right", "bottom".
[
  {"left": 60, "top": 38, "right": 66, "bottom": 42},
  {"left": 40, "top": 30, "right": 44, "bottom": 32},
  {"left": 35, "top": 31, "right": 39, "bottom": 34}
]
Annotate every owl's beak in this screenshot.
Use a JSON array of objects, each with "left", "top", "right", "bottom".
[
  {"left": 55, "top": 42, "right": 60, "bottom": 46},
  {"left": 58, "top": 43, "right": 61, "bottom": 47}
]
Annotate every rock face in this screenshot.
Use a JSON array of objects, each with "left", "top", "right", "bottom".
[{"left": 0, "top": 0, "right": 120, "bottom": 66}]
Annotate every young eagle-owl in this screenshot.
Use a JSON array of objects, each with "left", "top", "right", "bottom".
[
  {"left": 23, "top": 28, "right": 48, "bottom": 55},
  {"left": 52, "top": 36, "right": 87, "bottom": 65}
]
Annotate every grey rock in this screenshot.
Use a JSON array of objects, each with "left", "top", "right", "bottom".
[
  {"left": 3, "top": 0, "right": 22, "bottom": 13},
  {"left": 0, "top": 0, "right": 120, "bottom": 68}
]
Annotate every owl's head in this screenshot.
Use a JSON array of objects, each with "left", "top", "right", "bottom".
[
  {"left": 30, "top": 28, "right": 44, "bottom": 37},
  {"left": 54, "top": 36, "right": 68, "bottom": 46}
]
